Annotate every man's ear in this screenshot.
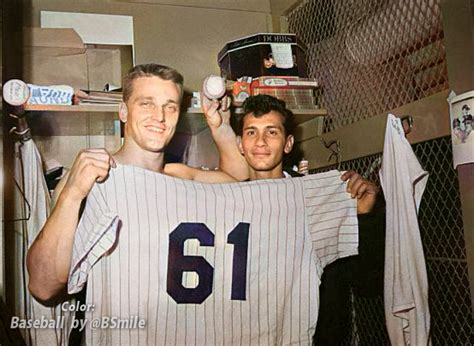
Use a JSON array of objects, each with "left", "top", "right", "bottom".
[
  {"left": 119, "top": 102, "right": 128, "bottom": 122},
  {"left": 284, "top": 135, "right": 294, "bottom": 154},
  {"left": 237, "top": 136, "right": 244, "bottom": 155}
]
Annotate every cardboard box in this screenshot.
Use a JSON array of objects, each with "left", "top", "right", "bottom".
[
  {"left": 22, "top": 27, "right": 88, "bottom": 89},
  {"left": 86, "top": 48, "right": 122, "bottom": 91},
  {"left": 218, "top": 33, "right": 307, "bottom": 80}
]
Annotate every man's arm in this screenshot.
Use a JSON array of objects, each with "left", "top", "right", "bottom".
[
  {"left": 201, "top": 95, "right": 249, "bottom": 181},
  {"left": 27, "top": 149, "right": 115, "bottom": 304},
  {"left": 341, "top": 171, "right": 379, "bottom": 214},
  {"left": 164, "top": 163, "right": 237, "bottom": 183}
]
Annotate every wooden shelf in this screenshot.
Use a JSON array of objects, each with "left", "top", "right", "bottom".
[
  {"left": 286, "top": 108, "right": 327, "bottom": 125},
  {"left": 22, "top": 104, "right": 326, "bottom": 135},
  {"left": 25, "top": 104, "right": 119, "bottom": 112}
]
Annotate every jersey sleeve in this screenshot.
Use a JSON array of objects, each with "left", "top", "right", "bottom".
[
  {"left": 68, "top": 184, "right": 119, "bottom": 294},
  {"left": 303, "top": 170, "right": 359, "bottom": 270}
]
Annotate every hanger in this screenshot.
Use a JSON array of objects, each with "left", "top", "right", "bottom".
[
  {"left": 9, "top": 113, "right": 31, "bottom": 142},
  {"left": 400, "top": 115, "right": 413, "bottom": 135},
  {"left": 3, "top": 79, "right": 31, "bottom": 141},
  {"left": 362, "top": 114, "right": 414, "bottom": 178},
  {"left": 321, "top": 138, "right": 342, "bottom": 170}
]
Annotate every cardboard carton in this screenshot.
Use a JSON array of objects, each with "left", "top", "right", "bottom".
[
  {"left": 86, "top": 48, "right": 122, "bottom": 91},
  {"left": 22, "top": 27, "right": 88, "bottom": 89}
]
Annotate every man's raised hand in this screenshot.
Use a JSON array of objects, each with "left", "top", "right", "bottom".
[
  {"left": 62, "top": 148, "right": 116, "bottom": 202},
  {"left": 341, "top": 171, "right": 379, "bottom": 214}
]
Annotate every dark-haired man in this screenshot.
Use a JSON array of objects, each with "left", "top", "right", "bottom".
[
  {"left": 209, "top": 94, "right": 378, "bottom": 214},
  {"left": 205, "top": 94, "right": 381, "bottom": 344},
  {"left": 235, "top": 94, "right": 296, "bottom": 180}
]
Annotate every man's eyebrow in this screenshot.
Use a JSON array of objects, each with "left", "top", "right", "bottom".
[
  {"left": 132, "top": 97, "right": 179, "bottom": 105},
  {"left": 243, "top": 125, "right": 257, "bottom": 131},
  {"left": 134, "top": 96, "right": 154, "bottom": 102},
  {"left": 163, "top": 99, "right": 179, "bottom": 105},
  {"left": 243, "top": 125, "right": 284, "bottom": 131},
  {"left": 263, "top": 125, "right": 285, "bottom": 132}
]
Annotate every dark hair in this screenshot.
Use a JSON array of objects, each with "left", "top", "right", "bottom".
[
  {"left": 462, "top": 104, "right": 470, "bottom": 111},
  {"left": 236, "top": 94, "right": 295, "bottom": 136},
  {"left": 234, "top": 94, "right": 302, "bottom": 168},
  {"left": 122, "top": 63, "right": 184, "bottom": 102}
]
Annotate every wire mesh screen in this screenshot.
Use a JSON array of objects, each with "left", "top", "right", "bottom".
[
  {"left": 288, "top": 0, "right": 448, "bottom": 132},
  {"left": 288, "top": 0, "right": 471, "bottom": 344},
  {"left": 414, "top": 137, "right": 473, "bottom": 345},
  {"left": 309, "top": 136, "right": 473, "bottom": 345}
]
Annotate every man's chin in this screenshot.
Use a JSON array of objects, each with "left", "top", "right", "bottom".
[
  {"left": 148, "top": 136, "right": 175, "bottom": 151},
  {"left": 149, "top": 146, "right": 167, "bottom": 153},
  {"left": 249, "top": 163, "right": 274, "bottom": 172},
  {"left": 143, "top": 141, "right": 168, "bottom": 153}
]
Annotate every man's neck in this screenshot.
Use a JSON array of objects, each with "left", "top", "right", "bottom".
[
  {"left": 113, "top": 142, "right": 165, "bottom": 173},
  {"left": 249, "top": 167, "right": 285, "bottom": 180}
]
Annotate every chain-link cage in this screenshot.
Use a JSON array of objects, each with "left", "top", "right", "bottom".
[
  {"left": 288, "top": 0, "right": 448, "bottom": 133},
  {"left": 309, "top": 137, "right": 473, "bottom": 345},
  {"left": 288, "top": 0, "right": 472, "bottom": 344},
  {"left": 414, "top": 137, "right": 473, "bottom": 345}
]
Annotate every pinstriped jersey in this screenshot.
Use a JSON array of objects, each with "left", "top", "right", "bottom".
[{"left": 68, "top": 165, "right": 358, "bottom": 345}]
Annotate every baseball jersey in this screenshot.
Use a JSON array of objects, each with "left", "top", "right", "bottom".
[{"left": 68, "top": 165, "right": 358, "bottom": 345}]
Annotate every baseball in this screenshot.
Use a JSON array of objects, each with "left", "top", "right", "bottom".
[
  {"left": 3, "top": 79, "right": 29, "bottom": 106},
  {"left": 203, "top": 75, "right": 226, "bottom": 99}
]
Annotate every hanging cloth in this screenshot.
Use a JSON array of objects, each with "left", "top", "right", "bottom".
[
  {"left": 379, "top": 114, "right": 430, "bottom": 345},
  {"left": 13, "top": 139, "right": 73, "bottom": 345}
]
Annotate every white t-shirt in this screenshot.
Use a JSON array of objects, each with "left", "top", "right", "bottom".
[{"left": 68, "top": 165, "right": 358, "bottom": 345}]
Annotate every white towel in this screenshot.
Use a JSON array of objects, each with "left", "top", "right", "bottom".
[{"left": 379, "top": 114, "right": 431, "bottom": 345}]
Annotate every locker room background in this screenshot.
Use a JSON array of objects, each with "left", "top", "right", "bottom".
[
  {"left": 1, "top": 0, "right": 473, "bottom": 344},
  {"left": 288, "top": 1, "right": 473, "bottom": 344}
]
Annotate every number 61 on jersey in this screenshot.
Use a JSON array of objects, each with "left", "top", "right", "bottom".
[{"left": 167, "top": 222, "right": 250, "bottom": 304}]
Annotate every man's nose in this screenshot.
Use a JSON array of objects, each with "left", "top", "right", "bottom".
[
  {"left": 151, "top": 106, "right": 165, "bottom": 122},
  {"left": 255, "top": 132, "right": 267, "bottom": 146}
]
